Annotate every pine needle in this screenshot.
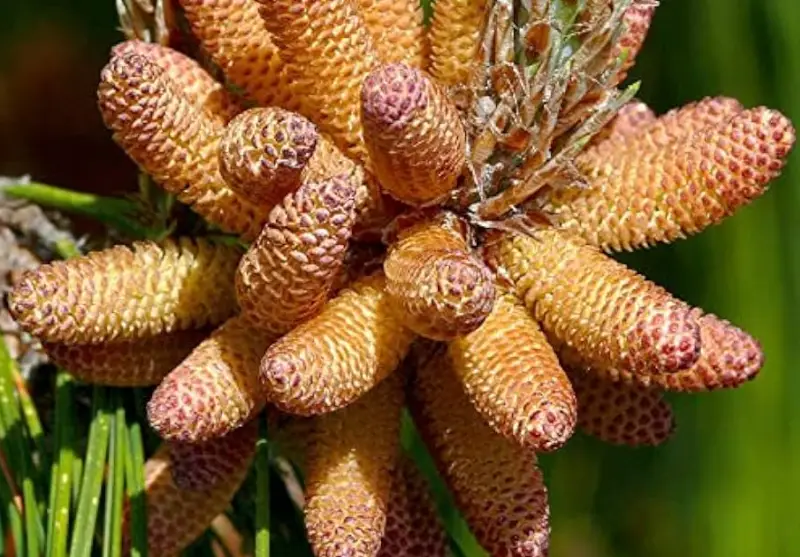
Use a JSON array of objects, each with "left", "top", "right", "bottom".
[
  {"left": 46, "top": 372, "right": 76, "bottom": 557},
  {"left": 102, "top": 392, "right": 127, "bottom": 557},
  {"left": 124, "top": 421, "right": 148, "bottom": 557},
  {"left": 69, "top": 387, "right": 112, "bottom": 557},
  {"left": 255, "top": 415, "right": 270, "bottom": 557}
]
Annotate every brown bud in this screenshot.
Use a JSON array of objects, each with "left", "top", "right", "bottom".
[
  {"left": 256, "top": 0, "right": 378, "bottom": 164},
  {"left": 169, "top": 420, "right": 258, "bottom": 491},
  {"left": 357, "top": 0, "right": 428, "bottom": 68},
  {"left": 111, "top": 40, "right": 241, "bottom": 124},
  {"left": 484, "top": 229, "right": 701, "bottom": 375},
  {"left": 43, "top": 330, "right": 208, "bottom": 387},
  {"left": 362, "top": 63, "right": 466, "bottom": 206},
  {"left": 97, "top": 53, "right": 269, "bottom": 239},
  {"left": 410, "top": 350, "right": 550, "bottom": 557},
  {"left": 219, "top": 108, "right": 319, "bottom": 207},
  {"left": 384, "top": 215, "right": 494, "bottom": 340},
  {"left": 550, "top": 105, "right": 795, "bottom": 251},
  {"left": 147, "top": 316, "right": 274, "bottom": 443},
  {"left": 428, "top": 0, "right": 488, "bottom": 87},
  {"left": 573, "top": 312, "right": 764, "bottom": 393},
  {"left": 568, "top": 371, "right": 675, "bottom": 447},
  {"left": 378, "top": 457, "right": 449, "bottom": 557},
  {"left": 448, "top": 293, "right": 577, "bottom": 452},
  {"left": 305, "top": 375, "right": 403, "bottom": 557},
  {"left": 178, "top": 0, "right": 302, "bottom": 110},
  {"left": 124, "top": 437, "right": 254, "bottom": 556},
  {"left": 9, "top": 238, "right": 240, "bottom": 344},
  {"left": 236, "top": 176, "right": 357, "bottom": 335},
  {"left": 260, "top": 274, "right": 415, "bottom": 415}
]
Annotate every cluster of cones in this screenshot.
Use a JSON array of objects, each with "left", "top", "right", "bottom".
[{"left": 6, "top": 0, "right": 796, "bottom": 555}]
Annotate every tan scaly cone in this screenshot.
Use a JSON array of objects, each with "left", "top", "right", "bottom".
[
  {"left": 110, "top": 40, "right": 241, "bottom": 124},
  {"left": 428, "top": 0, "right": 488, "bottom": 87},
  {"left": 361, "top": 63, "right": 467, "bottom": 207},
  {"left": 356, "top": 0, "right": 428, "bottom": 68},
  {"left": 122, "top": 421, "right": 255, "bottom": 556},
  {"left": 410, "top": 348, "right": 550, "bottom": 557},
  {"left": 147, "top": 316, "right": 275, "bottom": 443},
  {"left": 305, "top": 374, "right": 403, "bottom": 557},
  {"left": 484, "top": 228, "right": 701, "bottom": 376},
  {"left": 236, "top": 175, "right": 357, "bottom": 335},
  {"left": 178, "top": 0, "right": 302, "bottom": 111},
  {"left": 547, "top": 105, "right": 796, "bottom": 251},
  {"left": 260, "top": 273, "right": 415, "bottom": 416},
  {"left": 9, "top": 238, "right": 240, "bottom": 344},
  {"left": 560, "top": 311, "right": 764, "bottom": 393},
  {"left": 567, "top": 370, "right": 675, "bottom": 447},
  {"left": 448, "top": 292, "right": 577, "bottom": 452},
  {"left": 97, "top": 53, "right": 270, "bottom": 239},
  {"left": 43, "top": 330, "right": 209, "bottom": 387},
  {"left": 383, "top": 214, "right": 495, "bottom": 340},
  {"left": 219, "top": 107, "right": 319, "bottom": 207}
]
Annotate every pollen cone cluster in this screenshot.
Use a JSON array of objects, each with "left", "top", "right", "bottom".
[{"left": 9, "top": 0, "right": 797, "bottom": 554}]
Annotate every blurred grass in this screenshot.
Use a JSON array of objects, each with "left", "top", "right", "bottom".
[{"left": 2, "top": 0, "right": 800, "bottom": 556}]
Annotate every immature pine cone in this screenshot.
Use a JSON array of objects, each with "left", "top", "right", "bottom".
[
  {"left": 486, "top": 229, "right": 702, "bottom": 376},
  {"left": 428, "top": 0, "right": 488, "bottom": 87},
  {"left": 361, "top": 63, "right": 466, "bottom": 206},
  {"left": 448, "top": 292, "right": 577, "bottom": 452},
  {"left": 411, "top": 349, "right": 550, "bottom": 557},
  {"left": 304, "top": 375, "right": 403, "bottom": 557},
  {"left": 219, "top": 107, "right": 319, "bottom": 207},
  {"left": 178, "top": 0, "right": 302, "bottom": 111},
  {"left": 124, "top": 435, "right": 254, "bottom": 556},
  {"left": 43, "top": 330, "right": 208, "bottom": 387},
  {"left": 9, "top": 238, "right": 240, "bottom": 344},
  {"left": 148, "top": 316, "right": 274, "bottom": 443},
  {"left": 357, "top": 0, "right": 428, "bottom": 68},
  {"left": 260, "top": 274, "right": 415, "bottom": 415},
  {"left": 384, "top": 215, "right": 495, "bottom": 340},
  {"left": 236, "top": 175, "right": 357, "bottom": 335}
]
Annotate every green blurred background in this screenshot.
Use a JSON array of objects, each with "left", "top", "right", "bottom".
[{"left": 1, "top": 1, "right": 799, "bottom": 556}]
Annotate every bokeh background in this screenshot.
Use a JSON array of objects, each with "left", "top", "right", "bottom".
[{"left": 1, "top": 1, "right": 799, "bottom": 556}]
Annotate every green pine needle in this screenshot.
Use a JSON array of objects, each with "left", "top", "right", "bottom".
[
  {"left": 123, "top": 422, "right": 148, "bottom": 557},
  {"left": 102, "top": 393, "right": 127, "bottom": 557},
  {"left": 255, "top": 415, "right": 270, "bottom": 557},
  {"left": 47, "top": 372, "right": 76, "bottom": 557},
  {"left": 69, "top": 388, "right": 112, "bottom": 557}
]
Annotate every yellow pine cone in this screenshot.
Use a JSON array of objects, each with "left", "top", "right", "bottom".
[
  {"left": 448, "top": 293, "right": 577, "bottom": 452},
  {"left": 585, "top": 100, "right": 656, "bottom": 158},
  {"left": 304, "top": 375, "right": 403, "bottom": 557},
  {"left": 378, "top": 457, "right": 449, "bottom": 557},
  {"left": 428, "top": 0, "right": 488, "bottom": 87},
  {"left": 485, "top": 229, "right": 702, "bottom": 376},
  {"left": 259, "top": 274, "right": 415, "bottom": 415},
  {"left": 584, "top": 97, "right": 744, "bottom": 167},
  {"left": 550, "top": 105, "right": 796, "bottom": 251},
  {"left": 169, "top": 420, "right": 258, "bottom": 491},
  {"left": 178, "top": 0, "right": 301, "bottom": 111},
  {"left": 568, "top": 371, "right": 675, "bottom": 447},
  {"left": 219, "top": 108, "right": 319, "bottom": 208},
  {"left": 43, "top": 330, "right": 208, "bottom": 387},
  {"left": 124, "top": 435, "right": 254, "bottom": 556},
  {"left": 256, "top": 0, "right": 377, "bottom": 164},
  {"left": 384, "top": 215, "right": 495, "bottom": 340},
  {"left": 111, "top": 40, "right": 240, "bottom": 125},
  {"left": 147, "top": 316, "right": 274, "bottom": 443},
  {"left": 574, "top": 312, "right": 764, "bottom": 393},
  {"left": 97, "top": 53, "right": 269, "bottom": 239},
  {"left": 236, "top": 175, "right": 357, "bottom": 335},
  {"left": 356, "top": 0, "right": 428, "bottom": 68},
  {"left": 9, "top": 238, "right": 240, "bottom": 344},
  {"left": 362, "top": 63, "right": 467, "bottom": 206},
  {"left": 411, "top": 350, "right": 550, "bottom": 557},
  {"left": 302, "top": 132, "right": 399, "bottom": 242},
  {"left": 610, "top": 1, "right": 658, "bottom": 85}
]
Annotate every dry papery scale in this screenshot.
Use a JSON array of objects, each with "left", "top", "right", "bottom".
[{"left": 7, "top": 0, "right": 796, "bottom": 555}]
